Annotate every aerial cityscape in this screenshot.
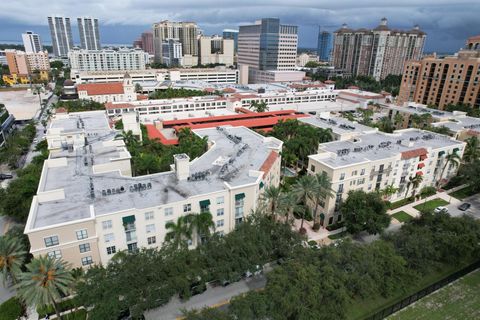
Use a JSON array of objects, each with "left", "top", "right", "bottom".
[{"left": 1, "top": 1, "right": 480, "bottom": 319}]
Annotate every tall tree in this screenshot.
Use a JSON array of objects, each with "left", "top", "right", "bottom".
[
  {"left": 0, "top": 236, "right": 26, "bottom": 286},
  {"left": 16, "top": 256, "right": 73, "bottom": 320},
  {"left": 279, "top": 191, "right": 300, "bottom": 225},
  {"left": 438, "top": 152, "right": 461, "bottom": 186},
  {"left": 260, "top": 185, "right": 283, "bottom": 219},
  {"left": 408, "top": 174, "right": 424, "bottom": 199},
  {"left": 292, "top": 175, "right": 317, "bottom": 231},
  {"left": 311, "top": 173, "right": 334, "bottom": 225},
  {"left": 249, "top": 101, "right": 269, "bottom": 113},
  {"left": 464, "top": 136, "right": 480, "bottom": 164},
  {"left": 341, "top": 190, "right": 390, "bottom": 235},
  {"left": 165, "top": 216, "right": 193, "bottom": 249},
  {"left": 188, "top": 212, "right": 215, "bottom": 245}
]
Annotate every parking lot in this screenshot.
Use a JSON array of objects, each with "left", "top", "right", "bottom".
[{"left": 446, "top": 194, "right": 480, "bottom": 219}]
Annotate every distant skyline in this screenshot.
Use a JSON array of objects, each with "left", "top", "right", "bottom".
[{"left": 1, "top": 0, "right": 479, "bottom": 53}]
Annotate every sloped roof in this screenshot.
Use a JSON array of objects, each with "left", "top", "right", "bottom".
[{"left": 77, "top": 82, "right": 124, "bottom": 96}]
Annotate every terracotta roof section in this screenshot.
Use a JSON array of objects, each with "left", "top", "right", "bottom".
[
  {"left": 144, "top": 124, "right": 178, "bottom": 145},
  {"left": 137, "top": 94, "right": 148, "bottom": 100},
  {"left": 259, "top": 151, "right": 279, "bottom": 178},
  {"left": 105, "top": 102, "right": 134, "bottom": 110},
  {"left": 401, "top": 148, "right": 428, "bottom": 160},
  {"left": 77, "top": 82, "right": 124, "bottom": 96},
  {"left": 222, "top": 88, "right": 236, "bottom": 93}
]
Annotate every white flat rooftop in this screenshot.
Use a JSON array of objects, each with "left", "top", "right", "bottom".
[{"left": 299, "top": 115, "right": 377, "bottom": 136}]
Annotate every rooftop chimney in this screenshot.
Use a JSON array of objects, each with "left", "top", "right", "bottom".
[{"left": 174, "top": 153, "right": 190, "bottom": 181}]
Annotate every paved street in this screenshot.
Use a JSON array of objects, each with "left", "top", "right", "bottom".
[{"left": 144, "top": 274, "right": 266, "bottom": 320}]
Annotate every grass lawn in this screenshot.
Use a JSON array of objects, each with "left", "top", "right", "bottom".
[
  {"left": 346, "top": 263, "right": 471, "bottom": 320},
  {"left": 389, "top": 270, "right": 480, "bottom": 320},
  {"left": 450, "top": 185, "right": 478, "bottom": 200},
  {"left": 391, "top": 211, "right": 413, "bottom": 223},
  {"left": 388, "top": 198, "right": 414, "bottom": 210},
  {"left": 328, "top": 231, "right": 347, "bottom": 240},
  {"left": 413, "top": 198, "right": 449, "bottom": 212}
]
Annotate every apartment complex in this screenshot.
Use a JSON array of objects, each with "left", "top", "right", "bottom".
[
  {"left": 307, "top": 129, "right": 464, "bottom": 225},
  {"left": 317, "top": 30, "right": 332, "bottom": 62},
  {"left": 198, "top": 36, "right": 234, "bottom": 66},
  {"left": 78, "top": 17, "right": 101, "bottom": 50},
  {"left": 161, "top": 39, "right": 183, "bottom": 67},
  {"left": 397, "top": 35, "right": 480, "bottom": 109},
  {"left": 5, "top": 49, "right": 50, "bottom": 79},
  {"left": 68, "top": 48, "right": 148, "bottom": 72},
  {"left": 22, "top": 31, "right": 43, "bottom": 54},
  {"left": 332, "top": 18, "right": 426, "bottom": 80},
  {"left": 238, "top": 18, "right": 304, "bottom": 83},
  {"left": 48, "top": 16, "right": 74, "bottom": 57},
  {"left": 24, "top": 111, "right": 282, "bottom": 267},
  {"left": 0, "top": 106, "right": 15, "bottom": 148},
  {"left": 70, "top": 68, "right": 239, "bottom": 84},
  {"left": 152, "top": 21, "right": 199, "bottom": 66},
  {"left": 133, "top": 31, "right": 154, "bottom": 55}
]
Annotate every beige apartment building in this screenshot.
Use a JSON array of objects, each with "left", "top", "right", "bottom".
[
  {"left": 198, "top": 36, "right": 234, "bottom": 66},
  {"left": 397, "top": 35, "right": 480, "bottom": 109},
  {"left": 307, "top": 129, "right": 465, "bottom": 225},
  {"left": 152, "top": 21, "right": 199, "bottom": 65},
  {"left": 24, "top": 111, "right": 282, "bottom": 267}
]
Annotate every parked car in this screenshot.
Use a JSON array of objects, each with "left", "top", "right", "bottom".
[
  {"left": 434, "top": 206, "right": 449, "bottom": 213},
  {"left": 33, "top": 138, "right": 38, "bottom": 143},
  {"left": 458, "top": 203, "right": 471, "bottom": 211},
  {"left": 0, "top": 173, "right": 13, "bottom": 180}
]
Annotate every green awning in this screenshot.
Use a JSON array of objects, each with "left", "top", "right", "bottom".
[
  {"left": 259, "top": 181, "right": 264, "bottom": 189},
  {"left": 320, "top": 213, "right": 325, "bottom": 219},
  {"left": 439, "top": 151, "right": 445, "bottom": 156},
  {"left": 122, "top": 215, "right": 136, "bottom": 224},
  {"left": 199, "top": 199, "right": 211, "bottom": 207},
  {"left": 453, "top": 148, "right": 459, "bottom": 153},
  {"left": 235, "top": 193, "right": 245, "bottom": 201}
]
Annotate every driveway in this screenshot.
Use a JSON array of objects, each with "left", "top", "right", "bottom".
[
  {"left": 144, "top": 274, "right": 267, "bottom": 320},
  {"left": 446, "top": 194, "right": 480, "bottom": 219}
]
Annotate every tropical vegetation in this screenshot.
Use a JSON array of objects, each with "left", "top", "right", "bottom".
[
  {"left": 149, "top": 88, "right": 208, "bottom": 100},
  {"left": 54, "top": 99, "right": 105, "bottom": 113},
  {"left": 0, "top": 121, "right": 36, "bottom": 169}
]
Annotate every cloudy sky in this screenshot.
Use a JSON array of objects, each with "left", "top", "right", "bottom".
[{"left": 1, "top": 0, "right": 479, "bottom": 52}]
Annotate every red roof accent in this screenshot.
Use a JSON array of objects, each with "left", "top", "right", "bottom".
[
  {"left": 144, "top": 124, "right": 178, "bottom": 145},
  {"left": 417, "top": 163, "right": 425, "bottom": 169},
  {"left": 77, "top": 82, "right": 124, "bottom": 96},
  {"left": 222, "top": 88, "right": 236, "bottom": 93},
  {"left": 231, "top": 93, "right": 259, "bottom": 99},
  {"left": 401, "top": 148, "right": 428, "bottom": 160},
  {"left": 466, "top": 129, "right": 480, "bottom": 136},
  {"left": 259, "top": 151, "right": 279, "bottom": 178},
  {"left": 105, "top": 102, "right": 134, "bottom": 110},
  {"left": 416, "top": 171, "right": 424, "bottom": 176},
  {"left": 55, "top": 107, "right": 67, "bottom": 114},
  {"left": 204, "top": 88, "right": 216, "bottom": 93},
  {"left": 236, "top": 107, "right": 254, "bottom": 114},
  {"left": 137, "top": 94, "right": 148, "bottom": 100}
]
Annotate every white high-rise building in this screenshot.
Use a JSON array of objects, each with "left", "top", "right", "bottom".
[
  {"left": 68, "top": 48, "right": 148, "bottom": 72},
  {"left": 22, "top": 31, "right": 43, "bottom": 54},
  {"left": 162, "top": 40, "right": 183, "bottom": 67},
  {"left": 48, "top": 16, "right": 74, "bottom": 57},
  {"left": 78, "top": 17, "right": 101, "bottom": 50}
]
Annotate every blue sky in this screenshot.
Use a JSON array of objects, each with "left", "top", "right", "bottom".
[{"left": 1, "top": 0, "right": 479, "bottom": 52}]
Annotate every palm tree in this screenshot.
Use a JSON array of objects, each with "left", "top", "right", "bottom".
[
  {"left": 292, "top": 175, "right": 317, "bottom": 231},
  {"left": 260, "top": 185, "right": 283, "bottom": 219},
  {"left": 165, "top": 216, "right": 193, "bottom": 249},
  {"left": 464, "top": 137, "right": 480, "bottom": 164},
  {"left": 135, "top": 153, "right": 160, "bottom": 175},
  {"left": 249, "top": 101, "right": 269, "bottom": 113},
  {"left": 0, "top": 236, "right": 26, "bottom": 286},
  {"left": 188, "top": 212, "right": 215, "bottom": 245},
  {"left": 438, "top": 152, "right": 461, "bottom": 186},
  {"left": 16, "top": 256, "right": 73, "bottom": 320},
  {"left": 381, "top": 184, "right": 399, "bottom": 200},
  {"left": 311, "top": 173, "right": 334, "bottom": 225},
  {"left": 279, "top": 191, "right": 300, "bottom": 225},
  {"left": 408, "top": 174, "right": 424, "bottom": 199},
  {"left": 377, "top": 117, "right": 394, "bottom": 133},
  {"left": 116, "top": 130, "right": 138, "bottom": 148},
  {"left": 317, "top": 128, "right": 333, "bottom": 143},
  {"left": 394, "top": 113, "right": 404, "bottom": 128}
]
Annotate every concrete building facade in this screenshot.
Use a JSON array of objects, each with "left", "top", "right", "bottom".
[
  {"left": 5, "top": 49, "right": 50, "bottom": 77},
  {"left": 22, "top": 31, "right": 43, "bottom": 54},
  {"left": 317, "top": 30, "right": 332, "bottom": 62},
  {"left": 222, "top": 29, "right": 239, "bottom": 52},
  {"left": 24, "top": 111, "right": 282, "bottom": 267},
  {"left": 78, "top": 17, "right": 101, "bottom": 50},
  {"left": 77, "top": 74, "right": 137, "bottom": 103},
  {"left": 152, "top": 21, "right": 199, "bottom": 65},
  {"left": 307, "top": 129, "right": 465, "bottom": 225},
  {"left": 133, "top": 31, "right": 154, "bottom": 55},
  {"left": 397, "top": 35, "right": 480, "bottom": 109},
  {"left": 48, "top": 16, "right": 74, "bottom": 57},
  {"left": 198, "top": 36, "right": 234, "bottom": 66},
  {"left": 161, "top": 39, "right": 183, "bottom": 67},
  {"left": 68, "top": 48, "right": 148, "bottom": 72},
  {"left": 332, "top": 18, "right": 426, "bottom": 80}
]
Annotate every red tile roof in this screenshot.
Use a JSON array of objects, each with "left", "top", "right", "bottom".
[
  {"left": 259, "top": 151, "right": 279, "bottom": 178},
  {"left": 105, "top": 102, "right": 134, "bottom": 110},
  {"left": 401, "top": 148, "right": 427, "bottom": 160},
  {"left": 144, "top": 124, "right": 178, "bottom": 145},
  {"left": 222, "top": 88, "right": 236, "bottom": 93},
  {"left": 77, "top": 82, "right": 124, "bottom": 96}
]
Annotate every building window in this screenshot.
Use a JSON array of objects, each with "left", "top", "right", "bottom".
[
  {"left": 217, "top": 219, "right": 224, "bottom": 227},
  {"left": 44, "top": 236, "right": 59, "bottom": 247},
  {"left": 337, "top": 184, "right": 344, "bottom": 193},
  {"left": 164, "top": 207, "right": 173, "bottom": 216},
  {"left": 145, "top": 211, "right": 154, "bottom": 220},
  {"left": 147, "top": 236, "right": 156, "bottom": 245},
  {"left": 102, "top": 220, "right": 112, "bottom": 230},
  {"left": 104, "top": 233, "right": 115, "bottom": 243},
  {"left": 352, "top": 170, "right": 357, "bottom": 176},
  {"left": 47, "top": 250, "right": 62, "bottom": 259},
  {"left": 127, "top": 243, "right": 138, "bottom": 253},
  {"left": 310, "top": 165, "right": 315, "bottom": 172},
  {"left": 200, "top": 200, "right": 211, "bottom": 213},
  {"left": 216, "top": 196, "right": 224, "bottom": 205},
  {"left": 183, "top": 204, "right": 192, "bottom": 212},
  {"left": 81, "top": 256, "right": 93, "bottom": 266},
  {"left": 79, "top": 243, "right": 91, "bottom": 253},
  {"left": 146, "top": 224, "right": 156, "bottom": 234},
  {"left": 76, "top": 229, "right": 88, "bottom": 240},
  {"left": 217, "top": 208, "right": 224, "bottom": 216},
  {"left": 339, "top": 173, "right": 345, "bottom": 180},
  {"left": 106, "top": 246, "right": 116, "bottom": 255}
]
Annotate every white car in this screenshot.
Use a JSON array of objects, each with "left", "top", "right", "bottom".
[{"left": 434, "top": 206, "right": 449, "bottom": 213}]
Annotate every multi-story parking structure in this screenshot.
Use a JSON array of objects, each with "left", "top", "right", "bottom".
[
  {"left": 24, "top": 111, "right": 282, "bottom": 267},
  {"left": 307, "top": 129, "right": 465, "bottom": 225}
]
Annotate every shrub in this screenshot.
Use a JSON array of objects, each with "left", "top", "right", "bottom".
[
  {"left": 0, "top": 297, "right": 24, "bottom": 320},
  {"left": 312, "top": 222, "right": 321, "bottom": 231},
  {"left": 420, "top": 186, "right": 437, "bottom": 198},
  {"left": 326, "top": 221, "right": 345, "bottom": 231}
]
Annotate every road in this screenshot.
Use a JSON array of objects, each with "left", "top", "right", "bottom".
[{"left": 144, "top": 274, "right": 266, "bottom": 320}]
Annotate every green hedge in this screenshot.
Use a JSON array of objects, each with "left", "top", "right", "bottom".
[
  {"left": 37, "top": 297, "right": 78, "bottom": 318},
  {"left": 388, "top": 197, "right": 414, "bottom": 210},
  {"left": 0, "top": 297, "right": 23, "bottom": 320}
]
